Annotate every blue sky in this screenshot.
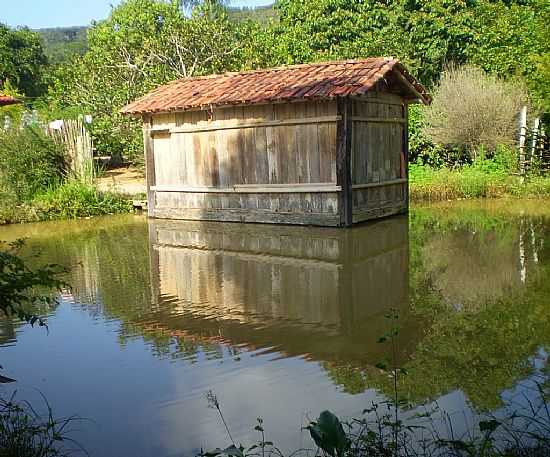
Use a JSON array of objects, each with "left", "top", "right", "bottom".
[{"left": 2, "top": 0, "right": 274, "bottom": 29}]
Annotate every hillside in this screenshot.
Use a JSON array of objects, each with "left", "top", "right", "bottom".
[
  {"left": 34, "top": 5, "right": 276, "bottom": 65},
  {"left": 36, "top": 26, "right": 87, "bottom": 64},
  {"left": 228, "top": 4, "right": 277, "bottom": 23}
]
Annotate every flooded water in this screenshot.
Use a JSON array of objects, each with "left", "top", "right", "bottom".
[{"left": 0, "top": 200, "right": 549, "bottom": 456}]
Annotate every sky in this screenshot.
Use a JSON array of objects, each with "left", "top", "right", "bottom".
[{"left": 1, "top": 0, "right": 274, "bottom": 29}]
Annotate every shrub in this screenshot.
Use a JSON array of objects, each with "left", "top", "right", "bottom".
[
  {"left": 32, "top": 181, "right": 133, "bottom": 220},
  {"left": 424, "top": 65, "right": 528, "bottom": 158},
  {"left": 0, "top": 126, "right": 65, "bottom": 202}
]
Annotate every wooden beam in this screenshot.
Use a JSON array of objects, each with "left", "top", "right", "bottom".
[
  {"left": 351, "top": 116, "right": 406, "bottom": 124},
  {"left": 402, "top": 104, "right": 409, "bottom": 210},
  {"left": 352, "top": 203, "right": 407, "bottom": 224},
  {"left": 143, "top": 115, "right": 156, "bottom": 216},
  {"left": 166, "top": 115, "right": 340, "bottom": 134},
  {"left": 152, "top": 207, "right": 341, "bottom": 227},
  {"left": 352, "top": 178, "right": 407, "bottom": 190},
  {"left": 392, "top": 70, "right": 429, "bottom": 105},
  {"left": 151, "top": 183, "right": 341, "bottom": 193},
  {"left": 336, "top": 97, "right": 353, "bottom": 227}
]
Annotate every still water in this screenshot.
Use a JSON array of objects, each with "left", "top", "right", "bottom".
[{"left": 0, "top": 201, "right": 549, "bottom": 456}]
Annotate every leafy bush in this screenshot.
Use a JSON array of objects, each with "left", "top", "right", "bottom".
[
  {"left": 0, "top": 239, "right": 65, "bottom": 327},
  {"left": 32, "top": 181, "right": 132, "bottom": 220},
  {"left": 424, "top": 65, "right": 528, "bottom": 158},
  {"left": 0, "top": 126, "right": 65, "bottom": 202}
]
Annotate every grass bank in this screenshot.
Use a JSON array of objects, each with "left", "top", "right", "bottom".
[
  {"left": 0, "top": 181, "right": 133, "bottom": 225},
  {"left": 409, "top": 161, "right": 550, "bottom": 202}
]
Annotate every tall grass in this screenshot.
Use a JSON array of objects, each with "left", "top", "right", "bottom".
[
  {"left": 0, "top": 393, "right": 83, "bottom": 457},
  {"left": 0, "top": 182, "right": 133, "bottom": 224},
  {"left": 32, "top": 181, "right": 133, "bottom": 220},
  {"left": 409, "top": 150, "right": 550, "bottom": 201}
]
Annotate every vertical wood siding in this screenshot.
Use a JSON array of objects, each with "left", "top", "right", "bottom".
[
  {"left": 150, "top": 100, "right": 340, "bottom": 226},
  {"left": 350, "top": 93, "right": 408, "bottom": 223}
]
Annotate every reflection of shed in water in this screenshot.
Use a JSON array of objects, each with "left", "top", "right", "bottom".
[{"left": 148, "top": 217, "right": 414, "bottom": 363}]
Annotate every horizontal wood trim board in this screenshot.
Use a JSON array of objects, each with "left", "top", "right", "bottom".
[
  {"left": 151, "top": 184, "right": 341, "bottom": 193},
  {"left": 352, "top": 205, "right": 407, "bottom": 224},
  {"left": 351, "top": 117, "right": 406, "bottom": 124},
  {"left": 148, "top": 115, "right": 341, "bottom": 134},
  {"left": 152, "top": 208, "right": 341, "bottom": 227},
  {"left": 352, "top": 179, "right": 407, "bottom": 190}
]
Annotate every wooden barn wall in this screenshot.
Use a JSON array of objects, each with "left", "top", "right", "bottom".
[
  {"left": 148, "top": 101, "right": 339, "bottom": 225},
  {"left": 350, "top": 93, "right": 408, "bottom": 223}
]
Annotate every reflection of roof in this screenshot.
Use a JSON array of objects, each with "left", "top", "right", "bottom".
[
  {"left": 121, "top": 58, "right": 431, "bottom": 115},
  {"left": 0, "top": 93, "right": 21, "bottom": 106}
]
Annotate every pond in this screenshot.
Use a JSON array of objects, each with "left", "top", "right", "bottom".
[{"left": 0, "top": 200, "right": 549, "bottom": 456}]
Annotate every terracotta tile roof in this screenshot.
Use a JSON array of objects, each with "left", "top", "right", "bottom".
[
  {"left": 0, "top": 93, "right": 21, "bottom": 106},
  {"left": 121, "top": 58, "right": 430, "bottom": 115}
]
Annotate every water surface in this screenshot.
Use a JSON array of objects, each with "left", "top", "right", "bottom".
[{"left": 0, "top": 200, "right": 549, "bottom": 456}]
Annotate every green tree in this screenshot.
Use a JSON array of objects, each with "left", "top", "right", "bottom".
[
  {"left": 468, "top": 0, "right": 550, "bottom": 112},
  {"left": 49, "top": 0, "right": 251, "bottom": 162},
  {"left": 0, "top": 24, "right": 47, "bottom": 97}
]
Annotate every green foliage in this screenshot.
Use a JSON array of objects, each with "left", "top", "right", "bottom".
[
  {"left": 0, "top": 240, "right": 64, "bottom": 326},
  {"left": 48, "top": 0, "right": 255, "bottom": 161},
  {"left": 32, "top": 181, "right": 133, "bottom": 220},
  {"left": 0, "top": 23, "right": 47, "bottom": 97},
  {"left": 273, "top": 0, "right": 476, "bottom": 85},
  {"left": 468, "top": 0, "right": 550, "bottom": 112},
  {"left": 0, "top": 126, "right": 65, "bottom": 203}
]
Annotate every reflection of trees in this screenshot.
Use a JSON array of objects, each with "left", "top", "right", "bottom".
[{"left": 363, "top": 206, "right": 550, "bottom": 411}]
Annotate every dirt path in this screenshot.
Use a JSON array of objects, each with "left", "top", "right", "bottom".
[{"left": 96, "top": 166, "right": 146, "bottom": 196}]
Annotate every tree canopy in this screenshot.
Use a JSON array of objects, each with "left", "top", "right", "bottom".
[{"left": 0, "top": 24, "right": 47, "bottom": 97}]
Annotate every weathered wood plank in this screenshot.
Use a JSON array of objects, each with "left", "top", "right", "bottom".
[
  {"left": 143, "top": 115, "right": 156, "bottom": 216},
  {"left": 169, "top": 116, "right": 340, "bottom": 134},
  {"left": 351, "top": 117, "right": 406, "bottom": 124},
  {"left": 151, "top": 184, "right": 341, "bottom": 193},
  {"left": 153, "top": 207, "right": 341, "bottom": 226},
  {"left": 336, "top": 98, "right": 353, "bottom": 227},
  {"left": 352, "top": 178, "right": 407, "bottom": 190},
  {"left": 352, "top": 203, "right": 406, "bottom": 224}
]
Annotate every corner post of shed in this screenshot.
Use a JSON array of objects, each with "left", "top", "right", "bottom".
[
  {"left": 403, "top": 102, "right": 410, "bottom": 211},
  {"left": 143, "top": 114, "right": 156, "bottom": 216},
  {"left": 336, "top": 97, "right": 353, "bottom": 227}
]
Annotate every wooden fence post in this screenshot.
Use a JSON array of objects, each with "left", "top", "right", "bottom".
[
  {"left": 518, "top": 105, "right": 528, "bottom": 178},
  {"left": 530, "top": 117, "right": 540, "bottom": 169}
]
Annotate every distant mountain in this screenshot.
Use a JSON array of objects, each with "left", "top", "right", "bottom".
[
  {"left": 34, "top": 4, "right": 276, "bottom": 65},
  {"left": 36, "top": 26, "right": 87, "bottom": 65},
  {"left": 227, "top": 4, "right": 277, "bottom": 23}
]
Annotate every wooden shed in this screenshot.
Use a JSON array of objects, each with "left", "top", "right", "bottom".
[
  {"left": 0, "top": 93, "right": 21, "bottom": 106},
  {"left": 122, "top": 58, "right": 430, "bottom": 227}
]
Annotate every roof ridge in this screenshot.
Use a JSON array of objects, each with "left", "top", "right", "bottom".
[{"left": 168, "top": 57, "right": 399, "bottom": 84}]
